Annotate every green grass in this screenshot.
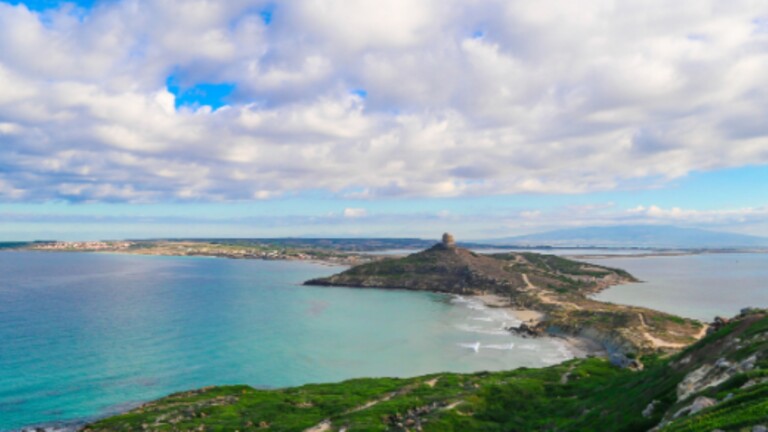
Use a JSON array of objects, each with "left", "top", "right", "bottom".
[
  {"left": 86, "top": 309, "right": 766, "bottom": 431},
  {"left": 516, "top": 253, "right": 633, "bottom": 279},
  {"left": 85, "top": 357, "right": 677, "bottom": 431},
  {"left": 86, "top": 311, "right": 768, "bottom": 432}
]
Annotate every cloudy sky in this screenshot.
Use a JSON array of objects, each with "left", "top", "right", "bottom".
[{"left": 1, "top": 0, "right": 768, "bottom": 240}]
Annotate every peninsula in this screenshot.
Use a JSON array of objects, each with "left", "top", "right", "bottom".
[{"left": 306, "top": 233, "right": 706, "bottom": 358}]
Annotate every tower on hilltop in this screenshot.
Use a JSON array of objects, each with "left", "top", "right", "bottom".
[{"left": 442, "top": 232, "right": 456, "bottom": 247}]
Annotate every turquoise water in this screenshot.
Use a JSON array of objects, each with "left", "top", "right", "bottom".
[
  {"left": 590, "top": 253, "right": 768, "bottom": 321},
  {"left": 0, "top": 252, "right": 572, "bottom": 431}
]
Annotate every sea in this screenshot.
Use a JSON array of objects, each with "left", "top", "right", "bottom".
[
  {"left": 587, "top": 253, "right": 768, "bottom": 321},
  {"left": 3, "top": 250, "right": 767, "bottom": 430},
  {"left": 0, "top": 251, "right": 570, "bottom": 431}
]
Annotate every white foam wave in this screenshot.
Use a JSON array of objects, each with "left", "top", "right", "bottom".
[
  {"left": 484, "top": 343, "right": 516, "bottom": 350},
  {"left": 554, "top": 341, "right": 576, "bottom": 359},
  {"left": 517, "top": 344, "right": 540, "bottom": 351},
  {"left": 455, "top": 324, "right": 510, "bottom": 336},
  {"left": 451, "top": 295, "right": 487, "bottom": 311},
  {"left": 458, "top": 342, "right": 481, "bottom": 352}
]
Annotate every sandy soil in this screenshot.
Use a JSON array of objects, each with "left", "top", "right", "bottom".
[
  {"left": 473, "top": 293, "right": 545, "bottom": 322},
  {"left": 636, "top": 313, "right": 710, "bottom": 349}
]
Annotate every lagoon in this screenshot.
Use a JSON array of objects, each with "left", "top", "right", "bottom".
[{"left": 589, "top": 253, "right": 768, "bottom": 321}]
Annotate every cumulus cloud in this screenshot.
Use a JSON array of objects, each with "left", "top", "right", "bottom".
[
  {"left": 1, "top": 0, "right": 767, "bottom": 203},
  {"left": 343, "top": 208, "right": 367, "bottom": 218}
]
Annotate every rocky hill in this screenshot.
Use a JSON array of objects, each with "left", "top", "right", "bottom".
[
  {"left": 83, "top": 309, "right": 768, "bottom": 431},
  {"left": 305, "top": 233, "right": 635, "bottom": 296},
  {"left": 307, "top": 234, "right": 705, "bottom": 356}
]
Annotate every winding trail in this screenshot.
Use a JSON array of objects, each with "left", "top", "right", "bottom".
[
  {"left": 521, "top": 273, "right": 535, "bottom": 290},
  {"left": 637, "top": 313, "right": 707, "bottom": 349},
  {"left": 303, "top": 380, "right": 435, "bottom": 431},
  {"left": 560, "top": 364, "right": 576, "bottom": 384},
  {"left": 304, "top": 419, "right": 331, "bottom": 432},
  {"left": 523, "top": 273, "right": 582, "bottom": 310}
]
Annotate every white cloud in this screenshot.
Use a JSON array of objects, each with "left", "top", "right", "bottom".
[
  {"left": 343, "top": 208, "right": 368, "bottom": 218},
  {"left": 628, "top": 204, "right": 768, "bottom": 224},
  {"left": 0, "top": 0, "right": 767, "bottom": 203}
]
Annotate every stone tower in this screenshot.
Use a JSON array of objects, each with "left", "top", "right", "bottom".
[{"left": 442, "top": 232, "right": 456, "bottom": 247}]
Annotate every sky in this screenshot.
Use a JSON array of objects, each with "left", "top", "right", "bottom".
[{"left": 1, "top": 0, "right": 768, "bottom": 241}]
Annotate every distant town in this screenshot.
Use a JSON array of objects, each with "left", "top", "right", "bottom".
[{"left": 23, "top": 239, "right": 378, "bottom": 266}]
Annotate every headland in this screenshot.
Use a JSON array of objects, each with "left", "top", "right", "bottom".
[{"left": 306, "top": 233, "right": 707, "bottom": 362}]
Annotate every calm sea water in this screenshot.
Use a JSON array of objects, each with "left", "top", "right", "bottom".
[
  {"left": 0, "top": 252, "right": 572, "bottom": 431},
  {"left": 589, "top": 253, "right": 768, "bottom": 321}
]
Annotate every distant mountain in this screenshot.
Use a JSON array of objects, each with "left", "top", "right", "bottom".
[{"left": 486, "top": 225, "right": 768, "bottom": 248}]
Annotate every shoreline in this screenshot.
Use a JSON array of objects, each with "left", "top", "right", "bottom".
[
  {"left": 471, "top": 293, "right": 608, "bottom": 359},
  {"left": 13, "top": 247, "right": 363, "bottom": 267},
  {"left": 473, "top": 293, "right": 545, "bottom": 322}
]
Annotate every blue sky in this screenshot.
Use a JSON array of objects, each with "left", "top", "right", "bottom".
[
  {"left": 1, "top": 0, "right": 95, "bottom": 9},
  {"left": 1, "top": 0, "right": 767, "bottom": 240}
]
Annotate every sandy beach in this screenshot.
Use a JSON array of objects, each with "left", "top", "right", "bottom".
[
  {"left": 473, "top": 293, "right": 545, "bottom": 322},
  {"left": 473, "top": 293, "right": 608, "bottom": 358}
]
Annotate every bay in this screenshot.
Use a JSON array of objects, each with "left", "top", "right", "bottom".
[{"left": 0, "top": 251, "right": 570, "bottom": 431}]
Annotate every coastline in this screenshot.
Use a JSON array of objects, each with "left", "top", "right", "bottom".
[
  {"left": 471, "top": 293, "right": 607, "bottom": 359},
  {"left": 473, "top": 293, "right": 545, "bottom": 322},
  {"left": 14, "top": 247, "right": 367, "bottom": 267}
]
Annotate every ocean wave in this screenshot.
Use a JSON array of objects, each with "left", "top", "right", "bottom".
[
  {"left": 484, "top": 343, "right": 516, "bottom": 350},
  {"left": 458, "top": 342, "right": 481, "bottom": 352},
  {"left": 554, "top": 341, "right": 576, "bottom": 358},
  {"left": 517, "top": 344, "right": 540, "bottom": 351},
  {"left": 450, "top": 295, "right": 487, "bottom": 311},
  {"left": 540, "top": 342, "right": 575, "bottom": 364},
  {"left": 457, "top": 342, "right": 516, "bottom": 352},
  {"left": 455, "top": 324, "right": 510, "bottom": 336}
]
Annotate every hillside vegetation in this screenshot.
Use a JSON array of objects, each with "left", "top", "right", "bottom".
[{"left": 85, "top": 309, "right": 768, "bottom": 431}]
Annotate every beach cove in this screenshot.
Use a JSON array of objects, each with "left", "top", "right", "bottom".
[{"left": 0, "top": 252, "right": 575, "bottom": 431}]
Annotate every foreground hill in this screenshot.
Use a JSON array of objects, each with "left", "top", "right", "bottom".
[
  {"left": 84, "top": 309, "right": 768, "bottom": 431},
  {"left": 306, "top": 235, "right": 704, "bottom": 356}
]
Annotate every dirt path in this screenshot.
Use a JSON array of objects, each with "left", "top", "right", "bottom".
[
  {"left": 637, "top": 313, "right": 689, "bottom": 349},
  {"left": 693, "top": 323, "right": 709, "bottom": 339},
  {"left": 443, "top": 401, "right": 463, "bottom": 410},
  {"left": 560, "top": 364, "right": 576, "bottom": 384},
  {"left": 344, "top": 391, "right": 398, "bottom": 414},
  {"left": 304, "top": 419, "right": 332, "bottom": 432},
  {"left": 523, "top": 273, "right": 582, "bottom": 310},
  {"left": 303, "top": 379, "right": 442, "bottom": 431},
  {"left": 521, "top": 273, "right": 535, "bottom": 290}
]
